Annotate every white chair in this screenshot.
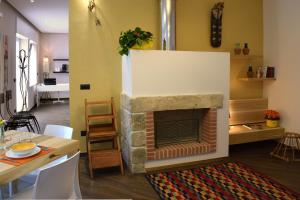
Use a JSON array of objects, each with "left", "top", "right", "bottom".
[
  {"left": 13, "top": 151, "right": 82, "bottom": 199},
  {"left": 43, "top": 125, "right": 73, "bottom": 168},
  {"left": 44, "top": 124, "right": 73, "bottom": 139},
  {"left": 20, "top": 125, "right": 73, "bottom": 184}
]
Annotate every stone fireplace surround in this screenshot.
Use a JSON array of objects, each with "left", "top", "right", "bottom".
[{"left": 121, "top": 93, "right": 223, "bottom": 173}]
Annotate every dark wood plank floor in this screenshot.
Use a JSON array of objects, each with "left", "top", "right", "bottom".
[
  {"left": 26, "top": 103, "right": 300, "bottom": 199},
  {"left": 229, "top": 141, "right": 300, "bottom": 193},
  {"left": 79, "top": 160, "right": 159, "bottom": 200},
  {"left": 78, "top": 141, "right": 300, "bottom": 199}
]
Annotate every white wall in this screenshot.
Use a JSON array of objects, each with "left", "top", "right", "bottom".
[
  {"left": 122, "top": 50, "right": 230, "bottom": 167},
  {"left": 0, "top": 1, "right": 17, "bottom": 118},
  {"left": 263, "top": 0, "right": 300, "bottom": 133},
  {"left": 40, "top": 33, "right": 69, "bottom": 98},
  {"left": 39, "top": 33, "right": 68, "bottom": 72},
  {"left": 0, "top": 1, "right": 41, "bottom": 115}
]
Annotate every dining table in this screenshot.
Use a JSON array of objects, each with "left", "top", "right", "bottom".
[{"left": 0, "top": 130, "right": 80, "bottom": 185}]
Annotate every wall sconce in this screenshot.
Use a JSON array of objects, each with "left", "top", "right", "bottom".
[
  {"left": 88, "top": 0, "right": 95, "bottom": 12},
  {"left": 88, "top": 0, "right": 101, "bottom": 26},
  {"left": 43, "top": 57, "right": 50, "bottom": 78}
]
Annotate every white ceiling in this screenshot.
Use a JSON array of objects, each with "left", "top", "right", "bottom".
[{"left": 7, "top": 0, "right": 68, "bottom": 33}]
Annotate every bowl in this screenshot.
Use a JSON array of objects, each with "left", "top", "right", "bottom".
[{"left": 10, "top": 142, "right": 37, "bottom": 155}]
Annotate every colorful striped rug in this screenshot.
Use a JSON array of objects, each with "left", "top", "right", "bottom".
[{"left": 146, "top": 162, "right": 300, "bottom": 200}]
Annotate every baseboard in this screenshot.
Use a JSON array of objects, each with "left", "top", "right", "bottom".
[{"left": 145, "top": 156, "right": 229, "bottom": 172}]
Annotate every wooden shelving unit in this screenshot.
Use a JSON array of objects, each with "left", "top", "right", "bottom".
[
  {"left": 85, "top": 97, "right": 124, "bottom": 178},
  {"left": 229, "top": 99, "right": 285, "bottom": 145},
  {"left": 238, "top": 77, "right": 276, "bottom": 81}
]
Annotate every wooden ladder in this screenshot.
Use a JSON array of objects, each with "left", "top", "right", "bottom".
[{"left": 85, "top": 97, "right": 124, "bottom": 178}]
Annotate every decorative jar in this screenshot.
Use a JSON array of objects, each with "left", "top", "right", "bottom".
[
  {"left": 243, "top": 43, "right": 250, "bottom": 55},
  {"left": 234, "top": 43, "right": 242, "bottom": 55}
]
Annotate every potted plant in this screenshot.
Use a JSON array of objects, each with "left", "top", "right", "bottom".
[
  {"left": 265, "top": 110, "right": 280, "bottom": 128},
  {"left": 119, "top": 27, "right": 153, "bottom": 56}
]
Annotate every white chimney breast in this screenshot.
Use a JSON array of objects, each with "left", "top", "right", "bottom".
[{"left": 122, "top": 50, "right": 230, "bottom": 98}]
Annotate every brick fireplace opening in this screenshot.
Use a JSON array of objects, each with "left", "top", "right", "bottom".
[
  {"left": 147, "top": 108, "right": 217, "bottom": 161},
  {"left": 154, "top": 109, "right": 204, "bottom": 147}
]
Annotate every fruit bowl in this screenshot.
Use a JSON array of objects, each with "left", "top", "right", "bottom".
[{"left": 10, "top": 142, "right": 37, "bottom": 155}]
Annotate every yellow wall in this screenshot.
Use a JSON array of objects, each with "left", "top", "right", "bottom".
[
  {"left": 70, "top": 0, "right": 263, "bottom": 150},
  {"left": 176, "top": 0, "right": 263, "bottom": 99},
  {"left": 70, "top": 0, "right": 159, "bottom": 150},
  {"left": 176, "top": 0, "right": 262, "bottom": 54}
]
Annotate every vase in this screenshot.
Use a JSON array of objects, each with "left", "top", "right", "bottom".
[
  {"left": 266, "top": 119, "right": 279, "bottom": 128},
  {"left": 247, "top": 65, "right": 254, "bottom": 78},
  {"left": 243, "top": 43, "right": 250, "bottom": 55},
  {"left": 131, "top": 40, "right": 153, "bottom": 50},
  {"left": 0, "top": 126, "right": 4, "bottom": 143}
]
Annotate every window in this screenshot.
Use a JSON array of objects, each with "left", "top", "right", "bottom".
[{"left": 29, "top": 41, "right": 37, "bottom": 86}]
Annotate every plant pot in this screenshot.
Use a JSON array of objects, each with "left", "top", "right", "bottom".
[
  {"left": 131, "top": 40, "right": 153, "bottom": 50},
  {"left": 266, "top": 119, "right": 279, "bottom": 128},
  {"left": 234, "top": 48, "right": 242, "bottom": 55}
]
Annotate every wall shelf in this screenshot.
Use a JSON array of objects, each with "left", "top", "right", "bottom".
[
  {"left": 53, "top": 58, "right": 69, "bottom": 61},
  {"left": 53, "top": 71, "right": 69, "bottom": 74},
  {"left": 238, "top": 77, "right": 276, "bottom": 81},
  {"left": 230, "top": 55, "right": 263, "bottom": 60},
  {"left": 229, "top": 125, "right": 285, "bottom": 145}
]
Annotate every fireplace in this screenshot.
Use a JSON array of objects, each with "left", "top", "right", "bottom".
[
  {"left": 121, "top": 93, "right": 223, "bottom": 173},
  {"left": 154, "top": 109, "right": 204, "bottom": 147},
  {"left": 120, "top": 50, "right": 230, "bottom": 173}
]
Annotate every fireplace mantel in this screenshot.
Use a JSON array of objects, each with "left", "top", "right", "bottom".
[{"left": 121, "top": 93, "right": 223, "bottom": 113}]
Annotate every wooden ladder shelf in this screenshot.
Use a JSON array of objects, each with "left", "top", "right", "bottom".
[{"left": 85, "top": 97, "right": 124, "bottom": 178}]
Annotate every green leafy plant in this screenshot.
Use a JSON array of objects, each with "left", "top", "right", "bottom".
[{"left": 119, "top": 27, "right": 153, "bottom": 56}]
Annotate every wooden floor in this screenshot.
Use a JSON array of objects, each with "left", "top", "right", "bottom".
[
  {"left": 32, "top": 101, "right": 70, "bottom": 132},
  {"left": 14, "top": 102, "right": 300, "bottom": 199},
  {"left": 78, "top": 141, "right": 300, "bottom": 199}
]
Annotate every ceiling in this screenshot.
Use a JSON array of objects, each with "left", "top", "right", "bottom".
[{"left": 7, "top": 0, "right": 68, "bottom": 33}]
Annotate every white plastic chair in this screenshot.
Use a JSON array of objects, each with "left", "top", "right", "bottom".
[
  {"left": 42, "top": 124, "right": 73, "bottom": 167},
  {"left": 44, "top": 124, "right": 73, "bottom": 139},
  {"left": 13, "top": 151, "right": 82, "bottom": 199},
  {"left": 20, "top": 125, "right": 73, "bottom": 184}
]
